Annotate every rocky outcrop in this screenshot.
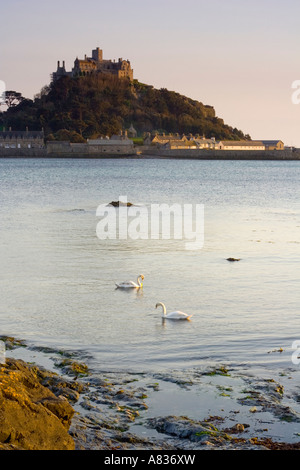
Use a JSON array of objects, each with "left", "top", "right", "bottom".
[
  {"left": 0, "top": 358, "right": 75, "bottom": 450},
  {"left": 1, "top": 341, "right": 300, "bottom": 451},
  {"left": 108, "top": 201, "right": 134, "bottom": 207}
]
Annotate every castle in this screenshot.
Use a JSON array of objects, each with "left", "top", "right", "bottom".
[{"left": 52, "top": 47, "right": 133, "bottom": 82}]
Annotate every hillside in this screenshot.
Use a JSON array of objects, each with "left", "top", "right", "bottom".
[{"left": 0, "top": 75, "right": 250, "bottom": 142}]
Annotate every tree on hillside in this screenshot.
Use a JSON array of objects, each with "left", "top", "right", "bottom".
[
  {"left": 3, "top": 91, "right": 25, "bottom": 109},
  {"left": 0, "top": 76, "right": 250, "bottom": 141}
]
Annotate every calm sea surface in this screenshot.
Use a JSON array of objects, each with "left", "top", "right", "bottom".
[{"left": 0, "top": 158, "right": 299, "bottom": 374}]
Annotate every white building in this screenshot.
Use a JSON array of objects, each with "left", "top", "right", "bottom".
[
  {"left": 192, "top": 137, "right": 222, "bottom": 149},
  {"left": 220, "top": 141, "right": 265, "bottom": 151},
  {"left": 0, "top": 130, "right": 44, "bottom": 149}
]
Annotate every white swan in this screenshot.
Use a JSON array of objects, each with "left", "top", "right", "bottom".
[
  {"left": 115, "top": 275, "right": 144, "bottom": 289},
  {"left": 155, "top": 302, "right": 193, "bottom": 321}
]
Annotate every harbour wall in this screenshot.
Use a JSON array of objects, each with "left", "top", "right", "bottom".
[
  {"left": 140, "top": 148, "right": 300, "bottom": 160},
  {"left": 0, "top": 146, "right": 300, "bottom": 160},
  {"left": 0, "top": 148, "right": 47, "bottom": 157}
]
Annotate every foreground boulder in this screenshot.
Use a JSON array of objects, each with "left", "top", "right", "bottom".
[{"left": 0, "top": 358, "right": 75, "bottom": 450}]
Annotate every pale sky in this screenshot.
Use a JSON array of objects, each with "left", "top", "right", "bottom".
[{"left": 1, "top": 0, "right": 300, "bottom": 145}]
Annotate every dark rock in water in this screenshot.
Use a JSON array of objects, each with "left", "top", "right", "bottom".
[
  {"left": 147, "top": 415, "right": 231, "bottom": 443},
  {"left": 226, "top": 258, "right": 241, "bottom": 262},
  {"left": 108, "top": 201, "right": 133, "bottom": 207}
]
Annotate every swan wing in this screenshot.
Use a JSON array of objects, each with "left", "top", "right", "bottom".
[
  {"left": 116, "top": 280, "right": 138, "bottom": 288},
  {"left": 166, "top": 311, "right": 192, "bottom": 320}
]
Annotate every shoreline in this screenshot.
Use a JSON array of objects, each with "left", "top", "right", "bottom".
[
  {"left": 1, "top": 336, "right": 300, "bottom": 451},
  {"left": 1, "top": 156, "right": 300, "bottom": 161},
  {"left": 0, "top": 148, "right": 300, "bottom": 161}
]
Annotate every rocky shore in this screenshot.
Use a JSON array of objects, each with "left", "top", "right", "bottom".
[
  {"left": 0, "top": 356, "right": 75, "bottom": 450},
  {"left": 0, "top": 336, "right": 300, "bottom": 451}
]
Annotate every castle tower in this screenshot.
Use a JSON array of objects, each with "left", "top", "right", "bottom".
[
  {"left": 92, "top": 47, "right": 103, "bottom": 62},
  {"left": 52, "top": 60, "right": 67, "bottom": 81}
]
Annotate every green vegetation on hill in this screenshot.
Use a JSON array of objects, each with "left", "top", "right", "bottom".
[{"left": 0, "top": 75, "right": 250, "bottom": 142}]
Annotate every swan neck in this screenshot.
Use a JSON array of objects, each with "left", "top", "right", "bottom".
[{"left": 156, "top": 302, "right": 166, "bottom": 315}]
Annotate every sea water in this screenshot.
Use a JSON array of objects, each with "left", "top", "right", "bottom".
[{"left": 0, "top": 157, "right": 299, "bottom": 375}]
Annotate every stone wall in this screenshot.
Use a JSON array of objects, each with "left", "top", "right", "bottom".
[
  {"left": 0, "top": 144, "right": 299, "bottom": 160},
  {"left": 46, "top": 141, "right": 136, "bottom": 157},
  {"left": 0, "top": 148, "right": 47, "bottom": 157},
  {"left": 140, "top": 147, "right": 300, "bottom": 160}
]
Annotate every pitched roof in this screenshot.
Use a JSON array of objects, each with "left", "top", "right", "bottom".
[
  {"left": 152, "top": 134, "right": 186, "bottom": 142},
  {"left": 260, "top": 140, "right": 284, "bottom": 145},
  {"left": 0, "top": 131, "right": 44, "bottom": 139},
  {"left": 221, "top": 141, "right": 264, "bottom": 146}
]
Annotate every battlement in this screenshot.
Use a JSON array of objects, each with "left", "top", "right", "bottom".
[{"left": 52, "top": 47, "right": 133, "bottom": 82}]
